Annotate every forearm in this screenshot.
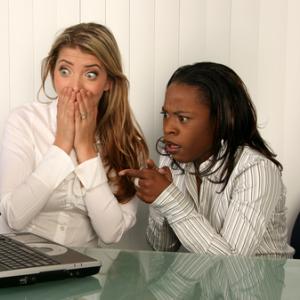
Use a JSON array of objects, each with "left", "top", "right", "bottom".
[
  {"left": 146, "top": 206, "right": 181, "bottom": 252},
  {"left": 1, "top": 176, "right": 56, "bottom": 230},
  {"left": 76, "top": 156, "right": 137, "bottom": 244},
  {"left": 0, "top": 146, "right": 74, "bottom": 230},
  {"left": 86, "top": 187, "right": 137, "bottom": 244},
  {"left": 152, "top": 184, "right": 233, "bottom": 254}
]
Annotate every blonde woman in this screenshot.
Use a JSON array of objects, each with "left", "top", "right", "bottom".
[{"left": 0, "top": 23, "right": 148, "bottom": 247}]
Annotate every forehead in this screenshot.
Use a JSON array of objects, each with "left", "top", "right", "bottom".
[
  {"left": 164, "top": 83, "right": 207, "bottom": 111},
  {"left": 57, "top": 46, "right": 101, "bottom": 65}
]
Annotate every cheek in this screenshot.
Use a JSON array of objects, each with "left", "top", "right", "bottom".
[
  {"left": 90, "top": 81, "right": 110, "bottom": 102},
  {"left": 186, "top": 123, "right": 213, "bottom": 151},
  {"left": 53, "top": 74, "right": 65, "bottom": 94},
  {"left": 88, "top": 87, "right": 104, "bottom": 104}
]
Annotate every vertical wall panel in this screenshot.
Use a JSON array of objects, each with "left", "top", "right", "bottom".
[
  {"left": 283, "top": 0, "right": 300, "bottom": 237},
  {"left": 118, "top": 1, "right": 156, "bottom": 250},
  {"left": 33, "top": 0, "right": 58, "bottom": 102},
  {"left": 80, "top": 0, "right": 106, "bottom": 24},
  {"left": 106, "top": 0, "right": 130, "bottom": 75},
  {"left": 256, "top": 0, "right": 287, "bottom": 159},
  {"left": 154, "top": 0, "right": 180, "bottom": 150},
  {"left": 56, "top": 0, "right": 80, "bottom": 30},
  {"left": 179, "top": 0, "right": 206, "bottom": 65},
  {"left": 230, "top": 0, "right": 260, "bottom": 101},
  {"left": 0, "top": 0, "right": 10, "bottom": 139},
  {"left": 129, "top": 0, "right": 155, "bottom": 156},
  {"left": 9, "top": 0, "right": 34, "bottom": 109},
  {"left": 205, "top": 0, "right": 231, "bottom": 64}
]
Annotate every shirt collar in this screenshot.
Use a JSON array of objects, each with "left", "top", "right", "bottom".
[{"left": 175, "top": 142, "right": 229, "bottom": 176}]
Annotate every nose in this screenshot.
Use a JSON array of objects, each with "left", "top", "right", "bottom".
[
  {"left": 163, "top": 117, "right": 177, "bottom": 136},
  {"left": 71, "top": 75, "right": 83, "bottom": 92}
]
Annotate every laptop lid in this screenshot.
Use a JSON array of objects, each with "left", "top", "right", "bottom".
[{"left": 0, "top": 232, "right": 101, "bottom": 287}]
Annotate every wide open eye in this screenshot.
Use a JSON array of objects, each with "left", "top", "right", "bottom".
[
  {"left": 59, "top": 67, "right": 70, "bottom": 77},
  {"left": 85, "top": 71, "right": 98, "bottom": 80}
]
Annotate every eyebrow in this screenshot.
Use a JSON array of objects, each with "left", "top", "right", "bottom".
[
  {"left": 161, "top": 106, "right": 192, "bottom": 115},
  {"left": 57, "top": 59, "right": 102, "bottom": 69}
]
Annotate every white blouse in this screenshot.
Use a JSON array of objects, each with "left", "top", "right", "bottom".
[{"left": 0, "top": 100, "right": 138, "bottom": 247}]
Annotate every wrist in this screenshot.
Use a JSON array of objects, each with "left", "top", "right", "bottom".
[
  {"left": 75, "top": 145, "right": 98, "bottom": 164},
  {"left": 54, "top": 139, "right": 73, "bottom": 154}
]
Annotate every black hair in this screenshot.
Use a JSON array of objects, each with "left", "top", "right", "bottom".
[{"left": 157, "top": 62, "right": 282, "bottom": 189}]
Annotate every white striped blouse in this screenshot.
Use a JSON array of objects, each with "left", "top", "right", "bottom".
[{"left": 146, "top": 146, "right": 294, "bottom": 257}]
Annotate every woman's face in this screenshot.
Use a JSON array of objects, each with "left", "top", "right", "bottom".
[
  {"left": 53, "top": 46, "right": 110, "bottom": 105},
  {"left": 162, "top": 83, "right": 215, "bottom": 163}
]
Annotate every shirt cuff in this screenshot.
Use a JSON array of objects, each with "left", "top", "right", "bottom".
[
  {"left": 33, "top": 145, "right": 75, "bottom": 189},
  {"left": 151, "top": 183, "right": 194, "bottom": 224},
  {"left": 75, "top": 155, "right": 108, "bottom": 189}
]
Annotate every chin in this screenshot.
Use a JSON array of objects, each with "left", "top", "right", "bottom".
[{"left": 171, "top": 154, "right": 191, "bottom": 164}]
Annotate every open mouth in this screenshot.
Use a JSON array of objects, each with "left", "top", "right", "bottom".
[{"left": 165, "top": 141, "right": 181, "bottom": 155}]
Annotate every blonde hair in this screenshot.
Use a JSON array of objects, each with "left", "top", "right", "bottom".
[{"left": 40, "top": 23, "right": 149, "bottom": 202}]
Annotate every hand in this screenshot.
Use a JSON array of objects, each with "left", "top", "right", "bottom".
[
  {"left": 74, "top": 89, "right": 98, "bottom": 163},
  {"left": 54, "top": 87, "right": 76, "bottom": 154},
  {"left": 119, "top": 159, "right": 172, "bottom": 203}
]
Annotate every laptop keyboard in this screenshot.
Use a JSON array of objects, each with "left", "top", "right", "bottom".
[{"left": 0, "top": 235, "right": 59, "bottom": 270}]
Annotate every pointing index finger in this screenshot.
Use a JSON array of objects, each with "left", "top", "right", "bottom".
[{"left": 118, "top": 168, "right": 144, "bottom": 179}]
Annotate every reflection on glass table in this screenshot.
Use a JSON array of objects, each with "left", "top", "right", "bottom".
[
  {"left": 97, "top": 250, "right": 286, "bottom": 300},
  {"left": 1, "top": 247, "right": 300, "bottom": 299},
  {"left": 0, "top": 275, "right": 101, "bottom": 299}
]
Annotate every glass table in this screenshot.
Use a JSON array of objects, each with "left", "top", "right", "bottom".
[{"left": 0, "top": 248, "right": 299, "bottom": 299}]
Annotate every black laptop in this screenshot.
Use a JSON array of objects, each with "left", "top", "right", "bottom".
[{"left": 0, "top": 232, "right": 101, "bottom": 287}]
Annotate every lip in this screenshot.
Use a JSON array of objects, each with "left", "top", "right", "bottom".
[{"left": 164, "top": 140, "right": 181, "bottom": 155}]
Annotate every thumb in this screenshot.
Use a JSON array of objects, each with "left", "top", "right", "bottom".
[
  {"left": 158, "top": 166, "right": 172, "bottom": 182},
  {"left": 146, "top": 158, "right": 157, "bottom": 170}
]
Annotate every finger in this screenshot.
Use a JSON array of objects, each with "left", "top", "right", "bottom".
[
  {"left": 146, "top": 159, "right": 157, "bottom": 170},
  {"left": 77, "top": 91, "right": 88, "bottom": 120},
  {"left": 158, "top": 166, "right": 172, "bottom": 181},
  {"left": 74, "top": 101, "right": 80, "bottom": 125},
  {"left": 80, "top": 89, "right": 90, "bottom": 107},
  {"left": 58, "top": 88, "right": 73, "bottom": 117},
  {"left": 57, "top": 87, "right": 67, "bottom": 111},
  {"left": 118, "top": 169, "right": 144, "bottom": 178},
  {"left": 82, "top": 90, "right": 98, "bottom": 119},
  {"left": 66, "top": 90, "right": 76, "bottom": 117}
]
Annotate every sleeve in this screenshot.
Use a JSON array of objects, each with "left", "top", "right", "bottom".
[
  {"left": 146, "top": 205, "right": 181, "bottom": 251},
  {"left": 74, "top": 156, "right": 138, "bottom": 244},
  {"left": 149, "top": 160, "right": 283, "bottom": 255},
  {"left": 0, "top": 111, "right": 74, "bottom": 231}
]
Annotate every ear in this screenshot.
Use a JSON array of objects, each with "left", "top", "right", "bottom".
[{"left": 104, "top": 79, "right": 112, "bottom": 92}]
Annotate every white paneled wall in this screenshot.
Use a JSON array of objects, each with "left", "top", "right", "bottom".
[{"left": 0, "top": 0, "right": 300, "bottom": 250}]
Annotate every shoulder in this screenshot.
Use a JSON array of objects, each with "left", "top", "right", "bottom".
[
  {"left": 228, "top": 147, "right": 286, "bottom": 202},
  {"left": 234, "top": 146, "right": 282, "bottom": 178},
  {"left": 7, "top": 100, "right": 53, "bottom": 125}
]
